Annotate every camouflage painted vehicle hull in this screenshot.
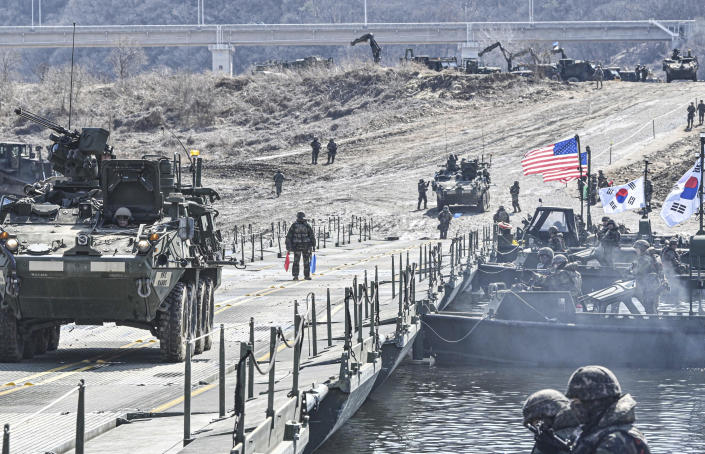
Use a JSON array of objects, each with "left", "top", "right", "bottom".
[
  {"left": 663, "top": 58, "right": 698, "bottom": 82},
  {"left": 435, "top": 187, "right": 490, "bottom": 211}
]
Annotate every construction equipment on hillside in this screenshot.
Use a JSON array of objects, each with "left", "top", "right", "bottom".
[
  {"left": 400, "top": 49, "right": 458, "bottom": 71},
  {"left": 351, "top": 33, "right": 381, "bottom": 64}
]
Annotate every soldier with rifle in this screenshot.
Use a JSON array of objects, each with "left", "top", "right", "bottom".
[
  {"left": 687, "top": 102, "right": 696, "bottom": 129},
  {"left": 285, "top": 212, "right": 316, "bottom": 281},
  {"left": 417, "top": 178, "right": 429, "bottom": 210},
  {"left": 310, "top": 137, "right": 321, "bottom": 164},
  {"left": 510, "top": 181, "right": 521, "bottom": 213}
]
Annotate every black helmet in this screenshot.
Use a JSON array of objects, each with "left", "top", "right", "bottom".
[
  {"left": 522, "top": 389, "right": 571, "bottom": 426},
  {"left": 419, "top": 178, "right": 424, "bottom": 183},
  {"left": 601, "top": 216, "right": 610, "bottom": 223},
  {"left": 513, "top": 180, "right": 519, "bottom": 185},
  {"left": 296, "top": 211, "right": 306, "bottom": 220},
  {"left": 566, "top": 365, "right": 621, "bottom": 401}
]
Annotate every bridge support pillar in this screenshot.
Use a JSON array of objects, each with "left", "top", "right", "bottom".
[{"left": 208, "top": 44, "right": 234, "bottom": 75}]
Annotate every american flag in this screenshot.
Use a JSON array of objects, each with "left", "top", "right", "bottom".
[{"left": 521, "top": 137, "right": 587, "bottom": 183}]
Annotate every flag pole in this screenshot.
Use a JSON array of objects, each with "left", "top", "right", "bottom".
[
  {"left": 575, "top": 134, "right": 584, "bottom": 226},
  {"left": 642, "top": 160, "right": 649, "bottom": 219},
  {"left": 586, "top": 145, "right": 592, "bottom": 230},
  {"left": 699, "top": 133, "right": 705, "bottom": 235}
]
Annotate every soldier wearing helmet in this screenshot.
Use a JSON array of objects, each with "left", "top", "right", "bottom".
[
  {"left": 566, "top": 365, "right": 650, "bottom": 454},
  {"left": 438, "top": 206, "right": 452, "bottom": 239},
  {"left": 510, "top": 181, "right": 521, "bottom": 213},
  {"left": 661, "top": 237, "right": 685, "bottom": 275},
  {"left": 523, "top": 389, "right": 580, "bottom": 454},
  {"left": 285, "top": 211, "right": 316, "bottom": 281},
  {"left": 114, "top": 207, "right": 132, "bottom": 228},
  {"left": 548, "top": 226, "right": 566, "bottom": 252},
  {"left": 631, "top": 239, "right": 666, "bottom": 314},
  {"left": 537, "top": 247, "right": 554, "bottom": 270},
  {"left": 417, "top": 178, "right": 429, "bottom": 210},
  {"left": 493, "top": 206, "right": 510, "bottom": 223},
  {"left": 596, "top": 218, "right": 620, "bottom": 267},
  {"left": 532, "top": 254, "right": 582, "bottom": 298}
]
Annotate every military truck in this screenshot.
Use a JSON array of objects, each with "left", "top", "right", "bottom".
[
  {"left": 432, "top": 157, "right": 490, "bottom": 211},
  {"left": 556, "top": 59, "right": 596, "bottom": 82},
  {"left": 462, "top": 58, "right": 501, "bottom": 75},
  {"left": 0, "top": 108, "right": 229, "bottom": 362},
  {"left": 401, "top": 49, "right": 459, "bottom": 71},
  {"left": 663, "top": 51, "right": 698, "bottom": 82},
  {"left": 0, "top": 142, "right": 53, "bottom": 196}
]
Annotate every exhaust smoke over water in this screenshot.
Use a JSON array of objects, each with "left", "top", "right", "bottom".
[{"left": 324, "top": 364, "right": 705, "bottom": 453}]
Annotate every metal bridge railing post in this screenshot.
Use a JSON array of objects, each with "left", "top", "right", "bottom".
[
  {"left": 248, "top": 318, "right": 255, "bottom": 399},
  {"left": 266, "top": 327, "right": 277, "bottom": 421},
  {"left": 219, "top": 324, "right": 226, "bottom": 418},
  {"left": 76, "top": 379, "right": 85, "bottom": 454},
  {"left": 311, "top": 294, "right": 318, "bottom": 356},
  {"left": 184, "top": 337, "right": 192, "bottom": 446},
  {"left": 2, "top": 424, "right": 8, "bottom": 454},
  {"left": 326, "top": 289, "right": 332, "bottom": 347},
  {"left": 236, "top": 342, "right": 247, "bottom": 449},
  {"left": 344, "top": 289, "right": 351, "bottom": 351},
  {"left": 363, "top": 270, "right": 369, "bottom": 319},
  {"left": 392, "top": 255, "right": 396, "bottom": 298},
  {"left": 292, "top": 314, "right": 301, "bottom": 397}
]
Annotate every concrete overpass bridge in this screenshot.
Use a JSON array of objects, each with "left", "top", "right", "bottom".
[{"left": 0, "top": 20, "right": 693, "bottom": 74}]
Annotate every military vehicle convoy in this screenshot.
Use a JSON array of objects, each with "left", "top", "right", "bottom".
[
  {"left": 0, "top": 108, "right": 228, "bottom": 362},
  {"left": 0, "top": 142, "right": 53, "bottom": 196},
  {"left": 663, "top": 49, "right": 698, "bottom": 82},
  {"left": 432, "top": 156, "right": 490, "bottom": 211}
]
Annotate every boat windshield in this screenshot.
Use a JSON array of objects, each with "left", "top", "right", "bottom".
[{"left": 538, "top": 211, "right": 569, "bottom": 232}]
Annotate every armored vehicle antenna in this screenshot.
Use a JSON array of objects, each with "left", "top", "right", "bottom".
[{"left": 69, "top": 22, "right": 76, "bottom": 130}]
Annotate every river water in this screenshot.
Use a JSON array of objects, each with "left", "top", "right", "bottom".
[{"left": 323, "top": 363, "right": 705, "bottom": 454}]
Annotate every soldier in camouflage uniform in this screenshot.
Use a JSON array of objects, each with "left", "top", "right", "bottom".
[
  {"left": 285, "top": 212, "right": 316, "bottom": 281},
  {"left": 548, "top": 226, "right": 566, "bottom": 252},
  {"left": 597, "top": 170, "right": 609, "bottom": 189},
  {"left": 523, "top": 389, "right": 580, "bottom": 454},
  {"left": 510, "top": 181, "right": 521, "bottom": 213},
  {"left": 567, "top": 365, "right": 651, "bottom": 454},
  {"left": 438, "top": 206, "right": 452, "bottom": 239},
  {"left": 273, "top": 170, "right": 285, "bottom": 197},
  {"left": 537, "top": 247, "right": 554, "bottom": 270},
  {"left": 596, "top": 219, "right": 620, "bottom": 267},
  {"left": 310, "top": 137, "right": 321, "bottom": 164},
  {"left": 661, "top": 238, "right": 685, "bottom": 275},
  {"left": 530, "top": 255, "right": 582, "bottom": 299},
  {"left": 632, "top": 239, "right": 666, "bottom": 314},
  {"left": 493, "top": 206, "right": 510, "bottom": 223},
  {"left": 594, "top": 65, "right": 604, "bottom": 89},
  {"left": 417, "top": 178, "right": 429, "bottom": 210},
  {"left": 589, "top": 175, "right": 598, "bottom": 206}
]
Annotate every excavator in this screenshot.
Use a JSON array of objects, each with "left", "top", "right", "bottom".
[{"left": 351, "top": 33, "right": 381, "bottom": 64}]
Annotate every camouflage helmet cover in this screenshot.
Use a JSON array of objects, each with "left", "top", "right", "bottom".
[
  {"left": 522, "top": 389, "right": 571, "bottom": 425},
  {"left": 114, "top": 207, "right": 132, "bottom": 219},
  {"left": 552, "top": 254, "right": 568, "bottom": 266},
  {"left": 633, "top": 239, "right": 650, "bottom": 250},
  {"left": 538, "top": 247, "right": 554, "bottom": 260},
  {"left": 566, "top": 365, "right": 622, "bottom": 401}
]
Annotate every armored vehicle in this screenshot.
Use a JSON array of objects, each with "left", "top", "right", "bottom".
[
  {"left": 663, "top": 52, "right": 698, "bottom": 82},
  {"left": 0, "top": 109, "right": 228, "bottom": 362},
  {"left": 0, "top": 142, "right": 53, "bottom": 196},
  {"left": 432, "top": 157, "right": 490, "bottom": 211},
  {"left": 557, "top": 59, "right": 596, "bottom": 82},
  {"left": 462, "top": 58, "right": 501, "bottom": 75}
]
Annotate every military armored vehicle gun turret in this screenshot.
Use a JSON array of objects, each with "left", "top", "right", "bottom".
[
  {"left": 0, "top": 109, "right": 230, "bottom": 362},
  {"left": 0, "top": 142, "right": 54, "bottom": 196},
  {"left": 663, "top": 49, "right": 698, "bottom": 82},
  {"left": 432, "top": 156, "right": 490, "bottom": 211}
]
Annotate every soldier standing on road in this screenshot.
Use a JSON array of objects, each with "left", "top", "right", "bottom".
[
  {"left": 273, "top": 170, "right": 285, "bottom": 197},
  {"left": 310, "top": 137, "right": 321, "bottom": 164},
  {"left": 326, "top": 139, "right": 338, "bottom": 164},
  {"left": 698, "top": 100, "right": 705, "bottom": 126},
  {"left": 438, "top": 206, "right": 452, "bottom": 239},
  {"left": 510, "top": 181, "right": 521, "bottom": 213},
  {"left": 417, "top": 178, "right": 429, "bottom": 210},
  {"left": 493, "top": 206, "right": 510, "bottom": 223},
  {"left": 285, "top": 212, "right": 316, "bottom": 281},
  {"left": 687, "top": 102, "right": 696, "bottom": 129},
  {"left": 597, "top": 170, "right": 609, "bottom": 189},
  {"left": 594, "top": 65, "right": 604, "bottom": 89},
  {"left": 632, "top": 239, "right": 666, "bottom": 314},
  {"left": 566, "top": 365, "right": 650, "bottom": 454}
]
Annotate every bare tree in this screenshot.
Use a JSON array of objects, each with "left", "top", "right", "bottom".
[
  {"left": 109, "top": 39, "right": 148, "bottom": 80},
  {"left": 0, "top": 49, "right": 19, "bottom": 83}
]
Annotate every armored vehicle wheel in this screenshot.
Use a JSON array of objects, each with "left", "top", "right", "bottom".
[
  {"left": 550, "top": 74, "right": 560, "bottom": 81},
  {"left": 33, "top": 329, "right": 49, "bottom": 355},
  {"left": 0, "top": 309, "right": 24, "bottom": 362},
  {"left": 567, "top": 77, "right": 580, "bottom": 83},
  {"left": 194, "top": 280, "right": 206, "bottom": 355},
  {"left": 47, "top": 325, "right": 61, "bottom": 351},
  {"left": 159, "top": 282, "right": 188, "bottom": 363},
  {"left": 202, "top": 279, "right": 214, "bottom": 351}
]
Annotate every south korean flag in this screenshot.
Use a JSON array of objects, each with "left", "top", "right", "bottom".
[
  {"left": 661, "top": 159, "right": 701, "bottom": 228},
  {"left": 599, "top": 177, "right": 645, "bottom": 214}
]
